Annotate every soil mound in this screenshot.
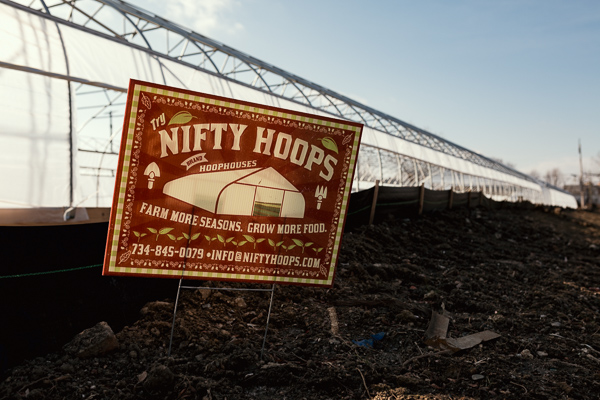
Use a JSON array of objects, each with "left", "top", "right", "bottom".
[{"left": 2, "top": 206, "right": 600, "bottom": 399}]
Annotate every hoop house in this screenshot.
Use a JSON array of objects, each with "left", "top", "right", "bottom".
[{"left": 0, "top": 0, "right": 577, "bottom": 224}]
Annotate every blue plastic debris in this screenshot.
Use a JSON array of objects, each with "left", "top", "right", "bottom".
[{"left": 352, "top": 332, "right": 386, "bottom": 348}]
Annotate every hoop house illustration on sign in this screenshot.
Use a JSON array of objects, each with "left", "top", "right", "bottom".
[
  {"left": 163, "top": 167, "right": 305, "bottom": 218},
  {"left": 103, "top": 80, "right": 363, "bottom": 288}
]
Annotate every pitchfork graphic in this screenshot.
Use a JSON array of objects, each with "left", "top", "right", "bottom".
[{"left": 315, "top": 186, "right": 327, "bottom": 210}]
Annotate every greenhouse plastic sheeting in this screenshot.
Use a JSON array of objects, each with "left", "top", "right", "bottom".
[
  {"left": 0, "top": 69, "right": 73, "bottom": 208},
  {"left": 0, "top": 2, "right": 579, "bottom": 224}
]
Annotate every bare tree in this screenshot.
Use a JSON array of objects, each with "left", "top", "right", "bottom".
[
  {"left": 544, "top": 168, "right": 564, "bottom": 187},
  {"left": 491, "top": 157, "right": 516, "bottom": 169}
]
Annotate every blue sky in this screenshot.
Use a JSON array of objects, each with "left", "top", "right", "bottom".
[{"left": 127, "top": 0, "right": 600, "bottom": 183}]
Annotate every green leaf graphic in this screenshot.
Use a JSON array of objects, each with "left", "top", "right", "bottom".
[
  {"left": 243, "top": 235, "right": 255, "bottom": 243},
  {"left": 182, "top": 232, "right": 190, "bottom": 240},
  {"left": 159, "top": 227, "right": 174, "bottom": 235},
  {"left": 292, "top": 238, "right": 303, "bottom": 246},
  {"left": 168, "top": 111, "right": 195, "bottom": 125},
  {"left": 147, "top": 228, "right": 157, "bottom": 234},
  {"left": 191, "top": 233, "right": 201, "bottom": 240},
  {"left": 319, "top": 137, "right": 339, "bottom": 154}
]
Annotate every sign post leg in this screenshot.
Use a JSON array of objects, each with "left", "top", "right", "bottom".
[
  {"left": 260, "top": 284, "right": 276, "bottom": 361},
  {"left": 168, "top": 277, "right": 184, "bottom": 357}
]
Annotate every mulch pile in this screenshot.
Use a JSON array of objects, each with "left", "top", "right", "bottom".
[{"left": 2, "top": 206, "right": 600, "bottom": 399}]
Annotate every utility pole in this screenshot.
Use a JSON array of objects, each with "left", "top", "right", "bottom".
[{"left": 579, "top": 139, "right": 585, "bottom": 209}]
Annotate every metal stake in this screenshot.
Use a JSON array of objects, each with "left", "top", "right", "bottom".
[
  {"left": 168, "top": 277, "right": 184, "bottom": 357},
  {"left": 168, "top": 217, "right": 195, "bottom": 357},
  {"left": 260, "top": 284, "right": 276, "bottom": 361}
]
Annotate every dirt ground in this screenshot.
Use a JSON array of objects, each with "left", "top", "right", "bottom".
[{"left": 2, "top": 205, "right": 600, "bottom": 399}]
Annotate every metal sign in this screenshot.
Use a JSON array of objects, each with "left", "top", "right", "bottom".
[{"left": 103, "top": 80, "right": 362, "bottom": 287}]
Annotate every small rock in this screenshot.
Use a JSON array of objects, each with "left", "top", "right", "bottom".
[
  {"left": 143, "top": 364, "right": 175, "bottom": 392},
  {"left": 261, "top": 362, "right": 286, "bottom": 369},
  {"left": 537, "top": 351, "right": 548, "bottom": 357},
  {"left": 30, "top": 366, "right": 46, "bottom": 380},
  {"left": 370, "top": 383, "right": 391, "bottom": 393},
  {"left": 552, "top": 207, "right": 561, "bottom": 215},
  {"left": 24, "top": 389, "right": 44, "bottom": 400},
  {"left": 137, "top": 370, "right": 148, "bottom": 383},
  {"left": 59, "top": 363, "right": 75, "bottom": 374},
  {"left": 423, "top": 290, "right": 437, "bottom": 300},
  {"left": 520, "top": 349, "right": 534, "bottom": 359},
  {"left": 489, "top": 313, "right": 504, "bottom": 322},
  {"left": 179, "top": 340, "right": 189, "bottom": 349},
  {"left": 395, "top": 374, "right": 421, "bottom": 387},
  {"left": 220, "top": 329, "right": 232, "bottom": 339},
  {"left": 198, "top": 289, "right": 212, "bottom": 299},
  {"left": 556, "top": 381, "right": 573, "bottom": 393},
  {"left": 551, "top": 321, "right": 561, "bottom": 327},
  {"left": 234, "top": 297, "right": 247, "bottom": 308},
  {"left": 63, "top": 321, "right": 118, "bottom": 358},
  {"left": 472, "top": 374, "right": 485, "bottom": 381},
  {"left": 398, "top": 310, "right": 416, "bottom": 322},
  {"left": 140, "top": 301, "right": 172, "bottom": 315}
]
